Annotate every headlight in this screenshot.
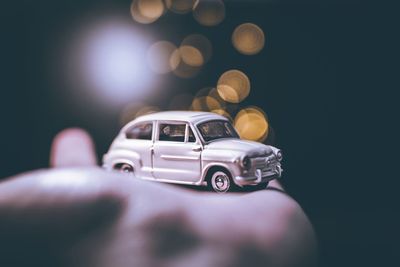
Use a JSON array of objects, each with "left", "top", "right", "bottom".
[
  {"left": 241, "top": 156, "right": 251, "bottom": 170},
  {"left": 276, "top": 150, "right": 283, "bottom": 161}
]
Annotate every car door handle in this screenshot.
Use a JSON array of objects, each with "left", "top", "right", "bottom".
[{"left": 192, "top": 146, "right": 202, "bottom": 152}]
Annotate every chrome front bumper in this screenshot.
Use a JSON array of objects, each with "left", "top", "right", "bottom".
[{"left": 234, "top": 163, "right": 282, "bottom": 186}]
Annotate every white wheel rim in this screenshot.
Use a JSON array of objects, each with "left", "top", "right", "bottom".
[
  {"left": 211, "top": 171, "right": 230, "bottom": 193},
  {"left": 120, "top": 164, "right": 133, "bottom": 173}
]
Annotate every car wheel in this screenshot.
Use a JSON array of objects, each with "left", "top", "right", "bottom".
[
  {"left": 115, "top": 163, "right": 134, "bottom": 174},
  {"left": 209, "top": 170, "right": 233, "bottom": 193}
]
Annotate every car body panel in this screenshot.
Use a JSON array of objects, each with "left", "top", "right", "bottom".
[{"left": 153, "top": 141, "right": 201, "bottom": 182}]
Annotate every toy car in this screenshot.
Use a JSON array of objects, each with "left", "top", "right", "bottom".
[{"left": 103, "top": 111, "right": 282, "bottom": 193}]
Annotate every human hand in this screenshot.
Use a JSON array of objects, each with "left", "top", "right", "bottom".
[{"left": 0, "top": 129, "right": 317, "bottom": 267}]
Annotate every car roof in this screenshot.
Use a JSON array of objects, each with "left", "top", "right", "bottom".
[{"left": 131, "top": 111, "right": 228, "bottom": 125}]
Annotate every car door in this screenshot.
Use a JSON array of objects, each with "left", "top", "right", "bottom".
[
  {"left": 122, "top": 121, "right": 154, "bottom": 178},
  {"left": 152, "top": 121, "right": 202, "bottom": 183}
]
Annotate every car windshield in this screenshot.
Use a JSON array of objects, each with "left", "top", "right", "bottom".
[{"left": 197, "top": 120, "right": 239, "bottom": 142}]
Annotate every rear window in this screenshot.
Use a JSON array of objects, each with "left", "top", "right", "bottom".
[{"left": 126, "top": 123, "right": 153, "bottom": 140}]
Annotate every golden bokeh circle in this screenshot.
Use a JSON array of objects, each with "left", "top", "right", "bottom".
[
  {"left": 193, "top": 87, "right": 225, "bottom": 110},
  {"left": 147, "top": 41, "right": 178, "bottom": 74},
  {"left": 207, "top": 87, "right": 226, "bottom": 109},
  {"left": 190, "top": 96, "right": 221, "bottom": 111},
  {"left": 234, "top": 107, "right": 269, "bottom": 142},
  {"left": 138, "top": 0, "right": 165, "bottom": 19},
  {"left": 171, "top": 48, "right": 201, "bottom": 78},
  {"left": 181, "top": 34, "right": 212, "bottom": 64},
  {"left": 169, "top": 48, "right": 182, "bottom": 70},
  {"left": 217, "top": 69, "right": 251, "bottom": 103},
  {"left": 193, "top": 0, "right": 225, "bottom": 26},
  {"left": 232, "top": 23, "right": 265, "bottom": 55},
  {"left": 165, "top": 0, "right": 196, "bottom": 14},
  {"left": 211, "top": 109, "right": 232, "bottom": 120},
  {"left": 131, "top": 0, "right": 165, "bottom": 24},
  {"left": 179, "top": 45, "right": 204, "bottom": 67}
]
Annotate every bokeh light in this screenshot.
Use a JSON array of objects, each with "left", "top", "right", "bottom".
[
  {"left": 232, "top": 23, "right": 265, "bottom": 55},
  {"left": 77, "top": 21, "right": 154, "bottom": 105},
  {"left": 193, "top": 87, "right": 225, "bottom": 110},
  {"left": 190, "top": 96, "right": 221, "bottom": 111},
  {"left": 207, "top": 87, "right": 226, "bottom": 108},
  {"left": 181, "top": 34, "right": 212, "bottom": 66},
  {"left": 234, "top": 107, "right": 269, "bottom": 142},
  {"left": 179, "top": 45, "right": 204, "bottom": 67},
  {"left": 147, "top": 41, "right": 178, "bottom": 74},
  {"left": 165, "top": 0, "right": 196, "bottom": 14},
  {"left": 217, "top": 69, "right": 251, "bottom": 103},
  {"left": 131, "top": 0, "right": 165, "bottom": 24},
  {"left": 211, "top": 108, "right": 232, "bottom": 120},
  {"left": 171, "top": 49, "right": 201, "bottom": 78},
  {"left": 170, "top": 34, "right": 212, "bottom": 78},
  {"left": 193, "top": 0, "right": 225, "bottom": 26}
]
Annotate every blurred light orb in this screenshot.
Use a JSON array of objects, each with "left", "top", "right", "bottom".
[
  {"left": 195, "top": 87, "right": 225, "bottom": 110},
  {"left": 138, "top": 0, "right": 165, "bottom": 18},
  {"left": 170, "top": 34, "right": 211, "bottom": 78},
  {"left": 217, "top": 69, "right": 250, "bottom": 103},
  {"left": 81, "top": 22, "right": 153, "bottom": 104},
  {"left": 171, "top": 49, "right": 201, "bottom": 78},
  {"left": 131, "top": 0, "right": 165, "bottom": 24},
  {"left": 207, "top": 87, "right": 226, "bottom": 108},
  {"left": 193, "top": 0, "right": 225, "bottom": 26},
  {"left": 165, "top": 0, "right": 196, "bottom": 14},
  {"left": 211, "top": 108, "right": 232, "bottom": 120},
  {"left": 234, "top": 107, "right": 269, "bottom": 142},
  {"left": 191, "top": 96, "right": 221, "bottom": 111},
  {"left": 179, "top": 46, "right": 204, "bottom": 67},
  {"left": 232, "top": 23, "right": 265, "bottom": 55},
  {"left": 181, "top": 34, "right": 212, "bottom": 64},
  {"left": 147, "top": 41, "right": 178, "bottom": 74},
  {"left": 168, "top": 94, "right": 194, "bottom": 110}
]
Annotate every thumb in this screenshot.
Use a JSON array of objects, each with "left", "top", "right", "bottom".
[{"left": 50, "top": 128, "right": 97, "bottom": 167}]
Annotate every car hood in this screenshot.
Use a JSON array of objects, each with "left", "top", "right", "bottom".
[{"left": 204, "top": 139, "right": 274, "bottom": 157}]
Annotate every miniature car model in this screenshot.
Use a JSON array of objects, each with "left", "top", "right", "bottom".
[{"left": 103, "top": 111, "right": 282, "bottom": 193}]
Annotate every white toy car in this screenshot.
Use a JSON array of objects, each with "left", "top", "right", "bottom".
[{"left": 103, "top": 111, "right": 282, "bottom": 193}]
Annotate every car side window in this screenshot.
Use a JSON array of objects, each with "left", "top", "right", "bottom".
[
  {"left": 159, "top": 124, "right": 185, "bottom": 142},
  {"left": 126, "top": 123, "right": 153, "bottom": 140},
  {"left": 188, "top": 127, "right": 196, "bottom": 143}
]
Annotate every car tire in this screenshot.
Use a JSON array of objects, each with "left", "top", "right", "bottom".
[
  {"left": 114, "top": 163, "right": 134, "bottom": 174},
  {"left": 208, "top": 170, "right": 235, "bottom": 193}
]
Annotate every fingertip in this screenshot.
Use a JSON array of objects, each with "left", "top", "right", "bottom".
[{"left": 50, "top": 128, "right": 97, "bottom": 167}]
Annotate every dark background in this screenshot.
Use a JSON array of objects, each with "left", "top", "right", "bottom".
[{"left": 1, "top": 1, "right": 397, "bottom": 266}]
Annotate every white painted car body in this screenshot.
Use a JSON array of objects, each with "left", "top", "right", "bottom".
[{"left": 103, "top": 111, "right": 282, "bottom": 191}]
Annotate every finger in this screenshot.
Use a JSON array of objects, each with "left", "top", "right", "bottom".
[{"left": 50, "top": 128, "right": 97, "bottom": 167}]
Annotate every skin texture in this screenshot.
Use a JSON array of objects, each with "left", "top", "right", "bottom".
[{"left": 0, "top": 128, "right": 317, "bottom": 267}]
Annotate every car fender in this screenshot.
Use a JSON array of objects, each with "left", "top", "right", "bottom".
[
  {"left": 104, "top": 149, "right": 142, "bottom": 170},
  {"left": 201, "top": 162, "right": 240, "bottom": 183}
]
